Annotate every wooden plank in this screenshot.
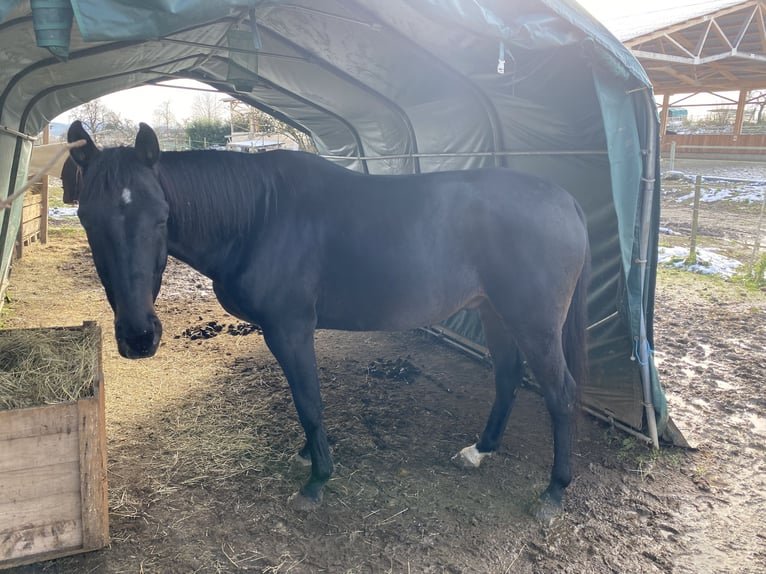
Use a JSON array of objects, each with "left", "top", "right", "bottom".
[
  {"left": 39, "top": 127, "right": 49, "bottom": 245},
  {"left": 0, "top": 518, "right": 83, "bottom": 564},
  {"left": 21, "top": 191, "right": 41, "bottom": 204},
  {"left": 0, "top": 324, "right": 107, "bottom": 566},
  {"left": 78, "top": 391, "right": 109, "bottom": 550},
  {"left": 21, "top": 195, "right": 41, "bottom": 209},
  {"left": 0, "top": 462, "right": 80, "bottom": 505},
  {"left": 0, "top": 533, "right": 90, "bottom": 570},
  {"left": 20, "top": 219, "right": 41, "bottom": 238},
  {"left": 40, "top": 171, "right": 48, "bottom": 244},
  {"left": 0, "top": 402, "right": 78, "bottom": 441},
  {"left": 662, "top": 133, "right": 766, "bottom": 154},
  {"left": 0, "top": 490, "right": 82, "bottom": 542},
  {"left": 0, "top": 429, "right": 78, "bottom": 473},
  {"left": 21, "top": 203, "right": 41, "bottom": 222}
]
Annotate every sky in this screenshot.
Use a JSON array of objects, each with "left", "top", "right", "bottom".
[
  {"left": 55, "top": 1, "right": 736, "bottom": 125},
  {"left": 54, "top": 78, "right": 216, "bottom": 125}
]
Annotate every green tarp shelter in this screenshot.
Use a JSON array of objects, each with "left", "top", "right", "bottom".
[{"left": 0, "top": 0, "right": 677, "bottom": 445}]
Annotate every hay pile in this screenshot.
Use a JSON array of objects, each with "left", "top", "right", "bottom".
[{"left": 0, "top": 325, "right": 100, "bottom": 409}]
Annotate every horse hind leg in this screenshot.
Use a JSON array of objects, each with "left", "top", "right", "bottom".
[
  {"left": 520, "top": 336, "right": 577, "bottom": 524},
  {"left": 454, "top": 301, "right": 523, "bottom": 468}
]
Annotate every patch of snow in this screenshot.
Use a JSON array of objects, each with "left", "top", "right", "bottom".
[
  {"left": 49, "top": 206, "right": 78, "bottom": 219},
  {"left": 658, "top": 246, "right": 741, "bottom": 278},
  {"left": 675, "top": 185, "right": 764, "bottom": 204}
]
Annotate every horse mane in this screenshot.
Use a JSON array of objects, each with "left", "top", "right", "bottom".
[
  {"left": 157, "top": 150, "right": 290, "bottom": 241},
  {"left": 80, "top": 147, "right": 339, "bottom": 241}
]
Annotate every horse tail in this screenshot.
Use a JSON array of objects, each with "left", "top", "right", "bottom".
[{"left": 563, "top": 229, "right": 591, "bottom": 399}]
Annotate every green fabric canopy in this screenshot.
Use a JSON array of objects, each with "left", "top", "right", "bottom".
[{"left": 0, "top": 0, "right": 672, "bottom": 442}]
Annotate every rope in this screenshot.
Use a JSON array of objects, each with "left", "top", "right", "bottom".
[
  {"left": 0, "top": 139, "right": 86, "bottom": 210},
  {"left": 633, "top": 338, "right": 654, "bottom": 366}
]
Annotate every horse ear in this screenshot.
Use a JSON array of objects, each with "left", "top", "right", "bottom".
[
  {"left": 135, "top": 123, "right": 160, "bottom": 167},
  {"left": 67, "top": 120, "right": 99, "bottom": 168}
]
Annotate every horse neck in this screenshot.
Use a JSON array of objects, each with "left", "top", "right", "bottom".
[{"left": 157, "top": 152, "right": 273, "bottom": 279}]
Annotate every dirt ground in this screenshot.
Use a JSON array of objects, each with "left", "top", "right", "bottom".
[{"left": 2, "top": 181, "right": 765, "bottom": 573}]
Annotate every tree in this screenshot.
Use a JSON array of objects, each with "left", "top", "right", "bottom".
[
  {"left": 229, "top": 100, "right": 315, "bottom": 152},
  {"left": 152, "top": 100, "right": 178, "bottom": 135},
  {"left": 705, "top": 106, "right": 735, "bottom": 127},
  {"left": 69, "top": 98, "right": 134, "bottom": 146},
  {"left": 230, "top": 105, "right": 277, "bottom": 136},
  {"left": 185, "top": 119, "right": 229, "bottom": 149},
  {"left": 69, "top": 99, "right": 113, "bottom": 136},
  {"left": 746, "top": 90, "right": 766, "bottom": 125},
  {"left": 191, "top": 93, "right": 225, "bottom": 122}
]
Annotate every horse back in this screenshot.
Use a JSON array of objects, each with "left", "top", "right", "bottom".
[{"left": 263, "top": 157, "right": 587, "bottom": 331}]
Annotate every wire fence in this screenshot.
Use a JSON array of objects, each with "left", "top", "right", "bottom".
[{"left": 658, "top": 154, "right": 766, "bottom": 286}]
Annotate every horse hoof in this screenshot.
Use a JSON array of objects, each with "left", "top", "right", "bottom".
[
  {"left": 288, "top": 490, "right": 322, "bottom": 511},
  {"left": 531, "top": 494, "right": 563, "bottom": 526},
  {"left": 451, "top": 443, "right": 491, "bottom": 469},
  {"left": 292, "top": 451, "right": 311, "bottom": 467}
]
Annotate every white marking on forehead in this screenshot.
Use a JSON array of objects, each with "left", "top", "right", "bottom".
[{"left": 121, "top": 187, "right": 132, "bottom": 205}]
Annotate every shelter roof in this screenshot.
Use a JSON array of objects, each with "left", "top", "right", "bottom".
[
  {"left": 0, "top": 0, "right": 669, "bottom": 439},
  {"left": 620, "top": 0, "right": 766, "bottom": 94}
]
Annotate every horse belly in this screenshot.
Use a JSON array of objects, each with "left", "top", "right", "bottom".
[{"left": 315, "top": 269, "right": 482, "bottom": 332}]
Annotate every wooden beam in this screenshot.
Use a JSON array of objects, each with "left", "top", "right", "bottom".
[
  {"left": 40, "top": 125, "right": 49, "bottom": 245},
  {"left": 660, "top": 93, "right": 671, "bottom": 135},
  {"left": 733, "top": 89, "right": 748, "bottom": 136},
  {"left": 624, "top": 1, "right": 759, "bottom": 47},
  {"left": 694, "top": 20, "right": 713, "bottom": 57},
  {"left": 733, "top": 5, "right": 758, "bottom": 48},
  {"left": 757, "top": 4, "right": 766, "bottom": 55}
]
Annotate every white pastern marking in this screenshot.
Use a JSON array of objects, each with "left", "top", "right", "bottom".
[
  {"left": 121, "top": 187, "right": 132, "bottom": 205},
  {"left": 292, "top": 451, "right": 312, "bottom": 467},
  {"left": 453, "top": 443, "right": 491, "bottom": 468}
]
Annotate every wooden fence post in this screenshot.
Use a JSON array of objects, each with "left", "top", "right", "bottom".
[
  {"left": 687, "top": 174, "right": 702, "bottom": 265},
  {"left": 750, "top": 190, "right": 766, "bottom": 279},
  {"left": 40, "top": 125, "right": 49, "bottom": 245},
  {"left": 669, "top": 141, "right": 676, "bottom": 171}
]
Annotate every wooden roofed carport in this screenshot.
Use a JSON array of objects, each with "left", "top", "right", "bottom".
[{"left": 624, "top": 0, "right": 766, "bottom": 149}]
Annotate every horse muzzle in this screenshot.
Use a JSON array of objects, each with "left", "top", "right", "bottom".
[{"left": 115, "top": 315, "right": 163, "bottom": 359}]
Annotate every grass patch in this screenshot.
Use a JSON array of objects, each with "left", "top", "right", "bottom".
[
  {"left": 48, "top": 224, "right": 85, "bottom": 238},
  {"left": 735, "top": 252, "right": 766, "bottom": 290},
  {"left": 47, "top": 183, "right": 67, "bottom": 209}
]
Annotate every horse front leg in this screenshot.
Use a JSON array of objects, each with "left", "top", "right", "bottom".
[
  {"left": 454, "top": 302, "right": 523, "bottom": 468},
  {"left": 262, "top": 320, "right": 333, "bottom": 509}
]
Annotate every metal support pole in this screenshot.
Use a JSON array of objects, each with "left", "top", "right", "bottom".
[{"left": 638, "top": 92, "right": 661, "bottom": 450}]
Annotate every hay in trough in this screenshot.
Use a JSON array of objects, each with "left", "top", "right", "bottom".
[{"left": 0, "top": 325, "right": 100, "bottom": 409}]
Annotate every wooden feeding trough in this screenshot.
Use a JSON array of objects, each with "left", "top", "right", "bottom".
[{"left": 0, "top": 322, "right": 108, "bottom": 569}]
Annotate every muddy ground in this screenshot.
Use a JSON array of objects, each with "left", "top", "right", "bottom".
[{"left": 2, "top": 175, "right": 765, "bottom": 573}]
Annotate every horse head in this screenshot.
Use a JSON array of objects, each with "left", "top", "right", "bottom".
[
  {"left": 61, "top": 156, "right": 82, "bottom": 204},
  {"left": 68, "top": 121, "right": 169, "bottom": 359}
]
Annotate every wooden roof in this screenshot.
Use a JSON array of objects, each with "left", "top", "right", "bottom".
[{"left": 624, "top": 0, "right": 766, "bottom": 94}]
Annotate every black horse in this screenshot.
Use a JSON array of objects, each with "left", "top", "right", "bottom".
[{"left": 66, "top": 121, "right": 590, "bottom": 522}]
